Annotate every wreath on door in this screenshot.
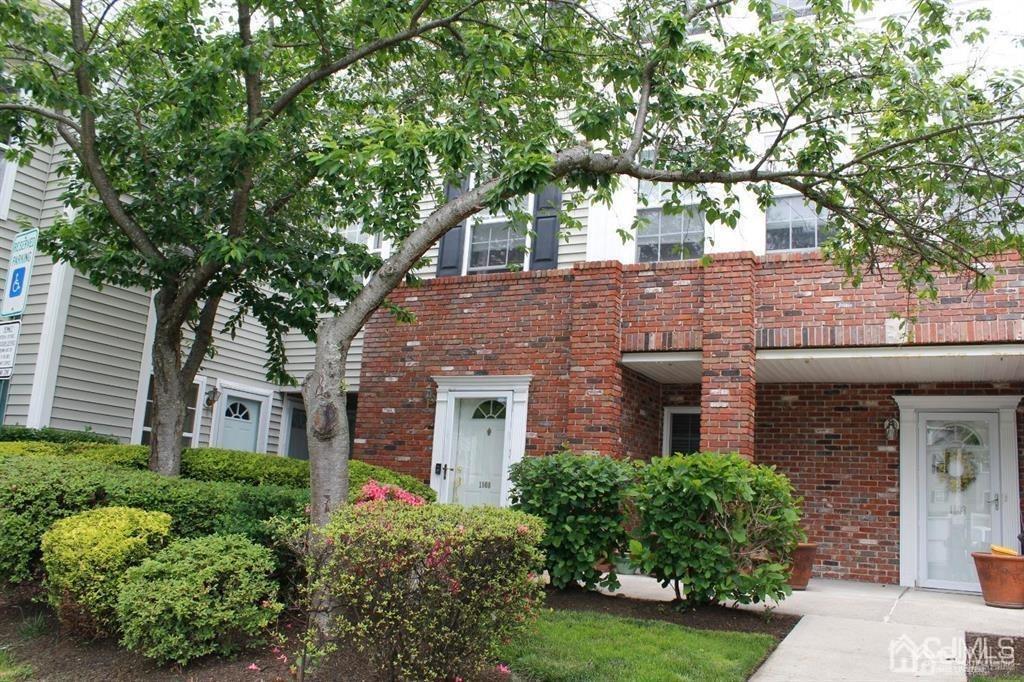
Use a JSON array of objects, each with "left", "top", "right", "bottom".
[{"left": 935, "top": 448, "right": 977, "bottom": 492}]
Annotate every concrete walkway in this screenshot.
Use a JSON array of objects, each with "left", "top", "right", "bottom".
[{"left": 611, "top": 575, "right": 1024, "bottom": 681}]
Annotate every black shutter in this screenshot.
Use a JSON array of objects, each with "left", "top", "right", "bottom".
[
  {"left": 530, "top": 183, "right": 561, "bottom": 271},
  {"left": 436, "top": 180, "right": 467, "bottom": 277}
]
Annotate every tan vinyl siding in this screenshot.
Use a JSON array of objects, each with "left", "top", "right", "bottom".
[
  {"left": 47, "top": 275, "right": 149, "bottom": 439},
  {"left": 5, "top": 145, "right": 65, "bottom": 426},
  {"left": 283, "top": 328, "right": 364, "bottom": 391}
]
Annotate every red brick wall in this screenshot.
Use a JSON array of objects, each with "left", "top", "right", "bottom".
[
  {"left": 756, "top": 382, "right": 1024, "bottom": 584},
  {"left": 620, "top": 260, "right": 703, "bottom": 352},
  {"left": 756, "top": 252, "right": 1024, "bottom": 348},
  {"left": 621, "top": 367, "right": 662, "bottom": 460},
  {"left": 355, "top": 268, "right": 575, "bottom": 479},
  {"left": 700, "top": 253, "right": 757, "bottom": 457}
]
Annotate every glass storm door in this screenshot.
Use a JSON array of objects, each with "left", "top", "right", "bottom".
[
  {"left": 451, "top": 398, "right": 507, "bottom": 507},
  {"left": 919, "top": 412, "right": 1001, "bottom": 591}
]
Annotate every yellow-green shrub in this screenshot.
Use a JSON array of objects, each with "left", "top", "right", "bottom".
[
  {"left": 0, "top": 441, "right": 64, "bottom": 457},
  {"left": 40, "top": 506, "right": 172, "bottom": 636}
]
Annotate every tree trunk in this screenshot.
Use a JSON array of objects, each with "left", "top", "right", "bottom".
[
  {"left": 302, "top": 316, "right": 353, "bottom": 526},
  {"left": 148, "top": 315, "right": 188, "bottom": 476}
]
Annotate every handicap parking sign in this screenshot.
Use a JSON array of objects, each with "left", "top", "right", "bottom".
[
  {"left": 1, "top": 229, "right": 38, "bottom": 317},
  {"left": 8, "top": 267, "right": 24, "bottom": 298}
]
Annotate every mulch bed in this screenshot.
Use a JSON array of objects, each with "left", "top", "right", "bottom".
[
  {"left": 966, "top": 633, "right": 1024, "bottom": 679},
  {"left": 2, "top": 585, "right": 799, "bottom": 681},
  {"left": 544, "top": 586, "right": 801, "bottom": 640}
]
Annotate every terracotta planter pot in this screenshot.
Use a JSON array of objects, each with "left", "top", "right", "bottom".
[
  {"left": 787, "top": 543, "right": 818, "bottom": 591},
  {"left": 972, "top": 552, "right": 1024, "bottom": 609}
]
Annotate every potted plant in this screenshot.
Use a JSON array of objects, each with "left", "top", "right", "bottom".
[
  {"left": 787, "top": 541, "right": 818, "bottom": 591},
  {"left": 973, "top": 525, "right": 1024, "bottom": 609}
]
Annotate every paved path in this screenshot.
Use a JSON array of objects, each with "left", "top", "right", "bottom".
[{"left": 611, "top": 576, "right": 1024, "bottom": 681}]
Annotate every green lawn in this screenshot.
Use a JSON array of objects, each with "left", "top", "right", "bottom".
[
  {"left": 502, "top": 609, "right": 776, "bottom": 682},
  {"left": 0, "top": 648, "right": 32, "bottom": 682}
]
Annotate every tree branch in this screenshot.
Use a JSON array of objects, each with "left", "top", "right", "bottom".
[
  {"left": 0, "top": 103, "right": 83, "bottom": 135},
  {"left": 264, "top": 0, "right": 488, "bottom": 122},
  {"left": 68, "top": 0, "right": 166, "bottom": 264},
  {"left": 181, "top": 293, "right": 224, "bottom": 384}
]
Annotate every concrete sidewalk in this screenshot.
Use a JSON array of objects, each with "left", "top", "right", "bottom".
[{"left": 611, "top": 576, "right": 1024, "bottom": 681}]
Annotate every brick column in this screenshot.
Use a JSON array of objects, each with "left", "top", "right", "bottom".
[
  {"left": 566, "top": 261, "right": 625, "bottom": 456},
  {"left": 700, "top": 252, "right": 757, "bottom": 458}
]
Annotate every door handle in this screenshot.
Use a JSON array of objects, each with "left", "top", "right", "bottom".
[
  {"left": 433, "top": 463, "right": 451, "bottom": 480},
  {"left": 984, "top": 493, "right": 1001, "bottom": 511}
]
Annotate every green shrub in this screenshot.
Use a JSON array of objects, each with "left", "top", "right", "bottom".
[
  {"left": 0, "top": 454, "right": 306, "bottom": 584},
  {"left": 302, "top": 503, "right": 544, "bottom": 681},
  {"left": 4, "top": 440, "right": 436, "bottom": 503},
  {"left": 0, "top": 426, "right": 118, "bottom": 444},
  {"left": 631, "top": 453, "right": 803, "bottom": 606},
  {"left": 0, "top": 441, "right": 65, "bottom": 457},
  {"left": 40, "top": 507, "right": 171, "bottom": 636},
  {"left": 117, "top": 534, "right": 282, "bottom": 665},
  {"left": 509, "top": 451, "right": 636, "bottom": 590}
]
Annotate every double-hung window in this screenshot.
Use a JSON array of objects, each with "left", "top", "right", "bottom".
[
  {"left": 765, "top": 195, "right": 831, "bottom": 251},
  {"left": 467, "top": 200, "right": 529, "bottom": 274},
  {"left": 636, "top": 172, "right": 705, "bottom": 263}
]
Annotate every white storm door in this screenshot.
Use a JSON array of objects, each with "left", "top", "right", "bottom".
[
  {"left": 220, "top": 396, "right": 262, "bottom": 452},
  {"left": 450, "top": 397, "right": 508, "bottom": 507},
  {"left": 918, "top": 412, "right": 1001, "bottom": 591}
]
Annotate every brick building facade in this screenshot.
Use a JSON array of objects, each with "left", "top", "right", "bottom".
[{"left": 354, "top": 251, "right": 1024, "bottom": 587}]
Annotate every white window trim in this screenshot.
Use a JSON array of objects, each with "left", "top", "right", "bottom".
[
  {"left": 462, "top": 194, "right": 535, "bottom": 275},
  {"left": 662, "top": 406, "right": 701, "bottom": 456},
  {"left": 893, "top": 394, "right": 1022, "bottom": 589},
  {"left": 0, "top": 158, "right": 17, "bottom": 221},
  {"left": 429, "top": 375, "right": 531, "bottom": 505},
  {"left": 209, "top": 379, "right": 274, "bottom": 453}
]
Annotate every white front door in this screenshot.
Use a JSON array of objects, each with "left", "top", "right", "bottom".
[
  {"left": 918, "top": 412, "right": 1001, "bottom": 591},
  {"left": 450, "top": 398, "right": 507, "bottom": 507},
  {"left": 220, "top": 397, "right": 261, "bottom": 452}
]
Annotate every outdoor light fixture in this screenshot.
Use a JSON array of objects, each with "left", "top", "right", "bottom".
[
  {"left": 884, "top": 418, "right": 900, "bottom": 441},
  {"left": 204, "top": 386, "right": 221, "bottom": 408}
]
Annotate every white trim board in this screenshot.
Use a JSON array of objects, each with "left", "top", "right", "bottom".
[
  {"left": 25, "top": 260, "right": 73, "bottom": 428},
  {"left": 894, "top": 394, "right": 1022, "bottom": 589}
]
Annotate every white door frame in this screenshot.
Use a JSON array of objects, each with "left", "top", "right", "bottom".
[
  {"left": 209, "top": 380, "right": 274, "bottom": 452},
  {"left": 894, "top": 395, "right": 1022, "bottom": 589},
  {"left": 429, "top": 375, "right": 531, "bottom": 505}
]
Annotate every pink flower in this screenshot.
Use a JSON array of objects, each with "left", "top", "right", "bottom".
[
  {"left": 516, "top": 524, "right": 530, "bottom": 535},
  {"left": 496, "top": 663, "right": 511, "bottom": 674},
  {"left": 354, "top": 480, "right": 426, "bottom": 506},
  {"left": 247, "top": 663, "right": 261, "bottom": 671}
]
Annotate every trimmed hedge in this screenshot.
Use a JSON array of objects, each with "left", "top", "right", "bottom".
[
  {"left": 13, "top": 441, "right": 436, "bottom": 503},
  {"left": 0, "top": 426, "right": 118, "bottom": 444},
  {"left": 632, "top": 453, "right": 803, "bottom": 605},
  {"left": 0, "top": 454, "right": 307, "bottom": 584},
  {"left": 118, "top": 534, "right": 282, "bottom": 665},
  {"left": 41, "top": 507, "right": 171, "bottom": 636},
  {"left": 509, "top": 451, "right": 637, "bottom": 590}
]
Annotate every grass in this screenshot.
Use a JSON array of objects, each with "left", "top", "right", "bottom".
[
  {"left": 15, "top": 613, "right": 48, "bottom": 639},
  {"left": 970, "top": 677, "right": 1024, "bottom": 682},
  {"left": 0, "top": 648, "right": 32, "bottom": 681},
  {"left": 502, "top": 609, "right": 776, "bottom": 682}
]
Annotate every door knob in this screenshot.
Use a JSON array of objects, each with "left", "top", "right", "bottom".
[{"left": 984, "top": 493, "right": 1000, "bottom": 510}]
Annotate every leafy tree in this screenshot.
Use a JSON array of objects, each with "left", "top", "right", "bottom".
[{"left": 2, "top": 0, "right": 1022, "bottom": 526}]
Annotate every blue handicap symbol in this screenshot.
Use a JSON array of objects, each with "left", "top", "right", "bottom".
[{"left": 8, "top": 267, "right": 25, "bottom": 298}]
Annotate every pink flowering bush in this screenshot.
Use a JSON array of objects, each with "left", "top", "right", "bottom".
[
  {"left": 355, "top": 479, "right": 425, "bottom": 506},
  {"left": 303, "top": 503, "right": 544, "bottom": 681}
]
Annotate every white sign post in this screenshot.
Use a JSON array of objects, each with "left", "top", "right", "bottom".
[
  {"left": 0, "top": 320, "right": 21, "bottom": 379},
  {"left": 1, "top": 228, "right": 39, "bottom": 317}
]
